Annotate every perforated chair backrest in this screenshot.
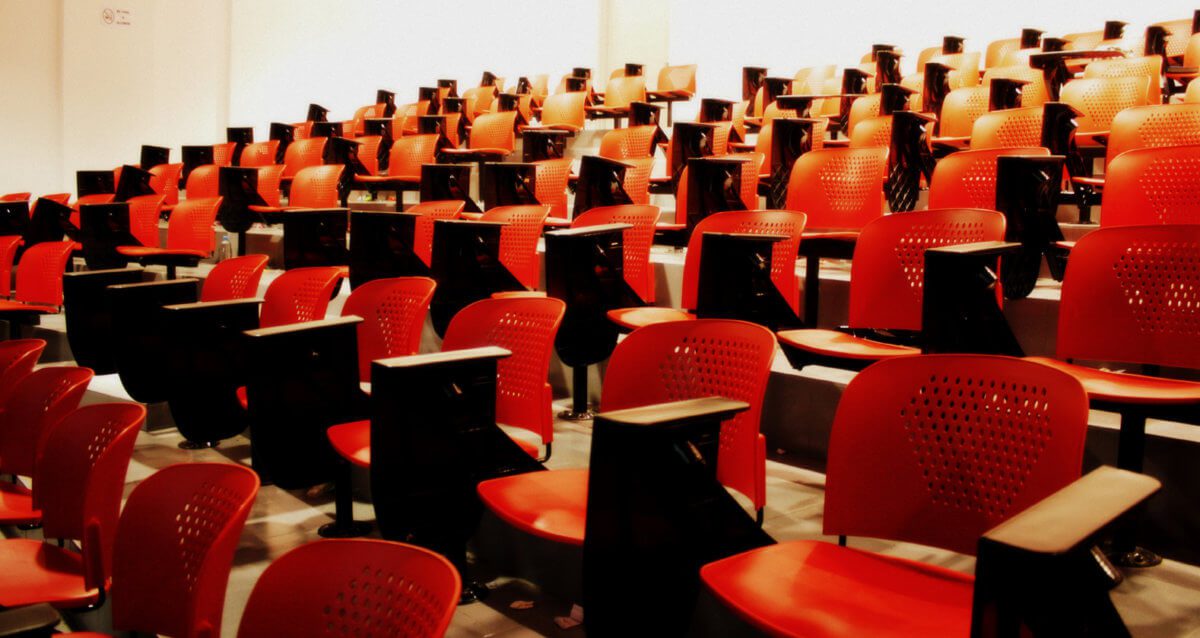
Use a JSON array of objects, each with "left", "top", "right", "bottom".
[
  {"left": 469, "top": 112, "right": 517, "bottom": 152},
  {"left": 982, "top": 65, "right": 1048, "bottom": 106},
  {"left": 533, "top": 158, "right": 572, "bottom": 218},
  {"left": 601, "top": 76, "right": 647, "bottom": 111},
  {"left": 479, "top": 205, "right": 551, "bottom": 289},
  {"left": 149, "top": 163, "right": 183, "bottom": 206},
  {"left": 1105, "top": 103, "right": 1200, "bottom": 167},
  {"left": 35, "top": 403, "right": 145, "bottom": 592},
  {"left": 185, "top": 165, "right": 221, "bottom": 200},
  {"left": 164, "top": 196, "right": 222, "bottom": 255},
  {"left": 288, "top": 165, "right": 344, "bottom": 209},
  {"left": 256, "top": 165, "right": 286, "bottom": 208},
  {"left": 784, "top": 147, "right": 887, "bottom": 230},
  {"left": 126, "top": 194, "right": 166, "bottom": 248},
  {"left": 985, "top": 38, "right": 1024, "bottom": 68},
  {"left": 969, "top": 106, "right": 1044, "bottom": 150},
  {"left": 938, "top": 86, "right": 990, "bottom": 138},
  {"left": 1056, "top": 224, "right": 1200, "bottom": 370},
  {"left": 409, "top": 200, "right": 465, "bottom": 267},
  {"left": 601, "top": 319, "right": 777, "bottom": 510},
  {"left": 1083, "top": 55, "right": 1163, "bottom": 106},
  {"left": 540, "top": 92, "right": 587, "bottom": 130},
  {"left": 599, "top": 125, "right": 658, "bottom": 159},
  {"left": 0, "top": 236, "right": 18, "bottom": 298},
  {"left": 679, "top": 209, "right": 806, "bottom": 315},
  {"left": 388, "top": 134, "right": 440, "bottom": 179},
  {"left": 1157, "top": 18, "right": 1196, "bottom": 59},
  {"left": 846, "top": 94, "right": 882, "bottom": 136},
  {"left": 201, "top": 254, "right": 270, "bottom": 302},
  {"left": 442, "top": 296, "right": 565, "bottom": 443},
  {"left": 354, "top": 135, "right": 383, "bottom": 176},
  {"left": 849, "top": 115, "right": 893, "bottom": 149},
  {"left": 14, "top": 240, "right": 74, "bottom": 306},
  {"left": 237, "top": 539, "right": 460, "bottom": 638},
  {"left": 109, "top": 463, "right": 259, "bottom": 638},
  {"left": 824, "top": 354, "right": 1089, "bottom": 555},
  {"left": 212, "top": 142, "right": 236, "bottom": 167},
  {"left": 239, "top": 141, "right": 279, "bottom": 168},
  {"left": 1102, "top": 145, "right": 1200, "bottom": 227},
  {"left": 572, "top": 204, "right": 661, "bottom": 303},
  {"left": 672, "top": 153, "right": 762, "bottom": 226},
  {"left": 281, "top": 137, "right": 328, "bottom": 180},
  {"left": 342, "top": 277, "right": 436, "bottom": 381},
  {"left": 848, "top": 208, "right": 1006, "bottom": 331},
  {"left": 0, "top": 366, "right": 93, "bottom": 478},
  {"left": 658, "top": 64, "right": 697, "bottom": 94},
  {"left": 1060, "top": 76, "right": 1151, "bottom": 135},
  {"left": 928, "top": 146, "right": 1050, "bottom": 209},
  {"left": 0, "top": 339, "right": 45, "bottom": 408},
  {"left": 258, "top": 266, "right": 343, "bottom": 329}
]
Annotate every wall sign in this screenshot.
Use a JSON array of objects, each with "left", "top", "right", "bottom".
[{"left": 101, "top": 8, "right": 132, "bottom": 26}]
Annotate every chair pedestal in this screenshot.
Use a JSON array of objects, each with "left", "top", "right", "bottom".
[
  {"left": 317, "top": 459, "right": 373, "bottom": 539},
  {"left": 557, "top": 364, "right": 595, "bottom": 421}
]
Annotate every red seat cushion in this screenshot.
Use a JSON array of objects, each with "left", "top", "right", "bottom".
[
  {"left": 777, "top": 329, "right": 920, "bottom": 362},
  {"left": 116, "top": 246, "right": 207, "bottom": 258},
  {"left": 606, "top": 307, "right": 695, "bottom": 331},
  {"left": 1026, "top": 357, "right": 1200, "bottom": 406},
  {"left": 236, "top": 385, "right": 248, "bottom": 410},
  {"left": 700, "top": 541, "right": 973, "bottom": 638},
  {"left": 476, "top": 468, "right": 587, "bottom": 546},
  {"left": 0, "top": 300, "right": 58, "bottom": 314},
  {"left": 0, "top": 482, "right": 39, "bottom": 526},
  {"left": 0, "top": 539, "right": 101, "bottom": 608}
]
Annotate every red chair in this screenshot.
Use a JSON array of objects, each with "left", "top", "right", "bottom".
[
  {"left": 0, "top": 339, "right": 45, "bottom": 408},
  {"left": 777, "top": 209, "right": 1005, "bottom": 369},
  {"left": 571, "top": 204, "right": 660, "bottom": 303},
  {"left": 534, "top": 158, "right": 572, "bottom": 221},
  {"left": 280, "top": 165, "right": 344, "bottom": 209},
  {"left": 126, "top": 194, "right": 166, "bottom": 249},
  {"left": 969, "top": 106, "right": 1044, "bottom": 150},
  {"left": 258, "top": 266, "right": 343, "bottom": 329},
  {"left": 116, "top": 197, "right": 222, "bottom": 278},
  {"left": 354, "top": 134, "right": 440, "bottom": 198},
  {"left": 236, "top": 539, "right": 460, "bottom": 638},
  {"left": 0, "top": 235, "right": 22, "bottom": 298},
  {"left": 440, "top": 111, "right": 517, "bottom": 162},
  {"left": 608, "top": 210, "right": 806, "bottom": 331},
  {"left": 212, "top": 142, "right": 236, "bottom": 167},
  {"left": 478, "top": 205, "right": 551, "bottom": 289},
  {"left": 699, "top": 354, "right": 1089, "bottom": 638},
  {"left": 256, "top": 164, "right": 286, "bottom": 208},
  {"left": 343, "top": 277, "right": 437, "bottom": 382},
  {"left": 0, "top": 241, "right": 74, "bottom": 319},
  {"left": 148, "top": 163, "right": 183, "bottom": 207},
  {"left": 184, "top": 164, "right": 220, "bottom": 200},
  {"left": 477, "top": 318, "right": 776, "bottom": 561},
  {"left": 199, "top": 254, "right": 270, "bottom": 302},
  {"left": 239, "top": 140, "right": 279, "bottom": 168},
  {"left": 281, "top": 137, "right": 329, "bottom": 182},
  {"left": 785, "top": 147, "right": 887, "bottom": 233},
  {"left": 598, "top": 125, "right": 659, "bottom": 159},
  {"left": 669, "top": 153, "right": 763, "bottom": 229},
  {"left": 1070, "top": 104, "right": 1200, "bottom": 199},
  {"left": 0, "top": 403, "right": 144, "bottom": 610},
  {"left": 537, "top": 92, "right": 588, "bottom": 132},
  {"left": 0, "top": 366, "right": 93, "bottom": 480},
  {"left": 1097, "top": 144, "right": 1200, "bottom": 227},
  {"left": 928, "top": 146, "right": 1050, "bottom": 210},
  {"left": 410, "top": 200, "right": 466, "bottom": 267},
  {"left": 0, "top": 193, "right": 30, "bottom": 202}
]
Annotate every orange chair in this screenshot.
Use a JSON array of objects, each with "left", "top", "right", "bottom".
[
  {"left": 537, "top": 92, "right": 587, "bottom": 132},
  {"left": 255, "top": 164, "right": 286, "bottom": 208},
  {"left": 0, "top": 402, "right": 145, "bottom": 612},
  {"left": 985, "top": 37, "right": 1031, "bottom": 69},
  {"left": 258, "top": 266, "right": 343, "bottom": 329},
  {"left": 587, "top": 75, "right": 647, "bottom": 124},
  {"left": 200, "top": 254, "right": 270, "bottom": 302},
  {"left": 283, "top": 165, "right": 344, "bottom": 209},
  {"left": 777, "top": 209, "right": 1005, "bottom": 369},
  {"left": 571, "top": 204, "right": 660, "bottom": 303},
  {"left": 0, "top": 193, "right": 30, "bottom": 202},
  {"left": 669, "top": 153, "right": 764, "bottom": 228},
  {"left": 440, "top": 111, "right": 517, "bottom": 162},
  {"left": 700, "top": 353, "right": 1089, "bottom": 638},
  {"left": 784, "top": 147, "right": 887, "bottom": 232},
  {"left": 148, "top": 163, "right": 183, "bottom": 206},
  {"left": 981, "top": 65, "right": 1048, "bottom": 106},
  {"left": 477, "top": 318, "right": 777, "bottom": 549},
  {"left": 599, "top": 125, "right": 659, "bottom": 159},
  {"left": 117, "top": 197, "right": 222, "bottom": 278},
  {"left": 607, "top": 210, "right": 805, "bottom": 331},
  {"left": 343, "top": 276, "right": 436, "bottom": 382},
  {"left": 126, "top": 194, "right": 165, "bottom": 249},
  {"left": 354, "top": 133, "right": 440, "bottom": 198},
  {"left": 0, "top": 236, "right": 19, "bottom": 298},
  {"left": 931, "top": 86, "right": 990, "bottom": 147},
  {"left": 1167, "top": 33, "right": 1200, "bottom": 94},
  {"left": 236, "top": 539, "right": 460, "bottom": 638},
  {"left": 0, "top": 339, "right": 45, "bottom": 408},
  {"left": 280, "top": 137, "right": 329, "bottom": 181},
  {"left": 354, "top": 135, "right": 384, "bottom": 176},
  {"left": 0, "top": 241, "right": 74, "bottom": 318},
  {"left": 969, "top": 105, "right": 1044, "bottom": 149},
  {"left": 239, "top": 140, "right": 279, "bottom": 167},
  {"left": 533, "top": 158, "right": 573, "bottom": 221},
  {"left": 408, "top": 199, "right": 466, "bottom": 267},
  {"left": 1084, "top": 55, "right": 1163, "bottom": 106},
  {"left": 183, "top": 164, "right": 220, "bottom": 199},
  {"left": 848, "top": 114, "right": 893, "bottom": 148},
  {"left": 646, "top": 64, "right": 698, "bottom": 124},
  {"left": 211, "top": 141, "right": 236, "bottom": 167},
  {"left": 477, "top": 205, "right": 550, "bottom": 289},
  {"left": 1098, "top": 144, "right": 1200, "bottom": 227},
  {"left": 1070, "top": 103, "right": 1200, "bottom": 195},
  {"left": 928, "top": 146, "right": 1050, "bottom": 209},
  {"left": 1060, "top": 76, "right": 1151, "bottom": 145},
  {"left": 0, "top": 366, "right": 94, "bottom": 480}
]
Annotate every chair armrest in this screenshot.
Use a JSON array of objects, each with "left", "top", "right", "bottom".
[
  {"left": 163, "top": 298, "right": 264, "bottom": 313},
  {"left": 0, "top": 604, "right": 61, "bottom": 636}
]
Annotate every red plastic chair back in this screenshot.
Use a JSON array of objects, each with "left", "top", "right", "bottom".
[
  {"left": 468, "top": 112, "right": 518, "bottom": 153},
  {"left": 258, "top": 266, "right": 343, "bottom": 329},
  {"left": 127, "top": 194, "right": 165, "bottom": 248},
  {"left": 239, "top": 141, "right": 279, "bottom": 168},
  {"left": 1102, "top": 145, "right": 1200, "bottom": 227},
  {"left": 680, "top": 210, "right": 807, "bottom": 315},
  {"left": 601, "top": 76, "right": 647, "bottom": 111},
  {"left": 164, "top": 197, "right": 222, "bottom": 255},
  {"left": 1105, "top": 104, "right": 1200, "bottom": 168},
  {"left": 109, "top": 463, "right": 259, "bottom": 638},
  {"left": 0, "top": 366, "right": 93, "bottom": 478},
  {"left": 1083, "top": 55, "right": 1164, "bottom": 106},
  {"left": 572, "top": 204, "right": 661, "bottom": 303},
  {"left": 533, "top": 158, "right": 572, "bottom": 218},
  {"left": 201, "top": 254, "right": 270, "bottom": 302},
  {"left": 185, "top": 165, "right": 221, "bottom": 200},
  {"left": 0, "top": 235, "right": 22, "bottom": 298},
  {"left": 658, "top": 64, "right": 697, "bottom": 95},
  {"left": 784, "top": 147, "right": 887, "bottom": 231},
  {"left": 442, "top": 297, "right": 565, "bottom": 444},
  {"left": 342, "top": 277, "right": 436, "bottom": 381},
  {"left": 824, "top": 354, "right": 1089, "bottom": 555},
  {"left": 848, "top": 115, "right": 893, "bottom": 149},
  {"left": 14, "top": 240, "right": 73, "bottom": 306},
  {"left": 848, "top": 208, "right": 1005, "bottom": 331},
  {"left": 970, "top": 105, "right": 1044, "bottom": 149},
  {"left": 601, "top": 319, "right": 776, "bottom": 510},
  {"left": 479, "top": 205, "right": 551, "bottom": 289},
  {"left": 599, "top": 125, "right": 657, "bottom": 159},
  {"left": 354, "top": 135, "right": 383, "bottom": 176},
  {"left": 0, "top": 192, "right": 30, "bottom": 202},
  {"left": 0, "top": 339, "right": 46, "bottom": 407},
  {"left": 938, "top": 86, "right": 990, "bottom": 139},
  {"left": 288, "top": 165, "right": 344, "bottom": 209},
  {"left": 388, "top": 134, "right": 440, "bottom": 179},
  {"left": 281, "top": 138, "right": 329, "bottom": 180},
  {"left": 1056, "top": 224, "right": 1200, "bottom": 370},
  {"left": 409, "top": 200, "right": 465, "bottom": 267},
  {"left": 256, "top": 165, "right": 285, "bottom": 208},
  {"left": 981, "top": 65, "right": 1048, "bottom": 105},
  {"left": 212, "top": 142, "right": 236, "bottom": 167},
  {"left": 236, "top": 539, "right": 460, "bottom": 638},
  {"left": 539, "top": 92, "right": 587, "bottom": 131},
  {"left": 35, "top": 403, "right": 145, "bottom": 592},
  {"left": 149, "top": 163, "right": 183, "bottom": 206},
  {"left": 1060, "top": 76, "right": 1151, "bottom": 135},
  {"left": 928, "top": 146, "right": 1049, "bottom": 210}
]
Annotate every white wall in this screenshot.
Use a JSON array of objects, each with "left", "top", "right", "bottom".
[
  {"left": 599, "top": 0, "right": 670, "bottom": 83},
  {"left": 0, "top": 0, "right": 62, "bottom": 196}
]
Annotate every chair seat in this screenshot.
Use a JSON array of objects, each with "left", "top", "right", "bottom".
[
  {"left": 116, "top": 246, "right": 207, "bottom": 259},
  {"left": 354, "top": 174, "right": 420, "bottom": 184},
  {"left": 476, "top": 468, "right": 587, "bottom": 546},
  {"left": 544, "top": 217, "right": 571, "bottom": 228},
  {"left": 777, "top": 329, "right": 920, "bottom": 362},
  {"left": 328, "top": 420, "right": 541, "bottom": 470},
  {"left": 1026, "top": 357, "right": 1200, "bottom": 406},
  {"left": 491, "top": 291, "right": 548, "bottom": 299},
  {"left": 0, "top": 539, "right": 101, "bottom": 609},
  {"left": 0, "top": 300, "right": 58, "bottom": 315},
  {"left": 0, "top": 482, "right": 40, "bottom": 525},
  {"left": 1071, "top": 176, "right": 1105, "bottom": 188},
  {"left": 801, "top": 230, "right": 860, "bottom": 242},
  {"left": 700, "top": 540, "right": 973, "bottom": 638},
  {"left": 607, "top": 307, "right": 696, "bottom": 331}
]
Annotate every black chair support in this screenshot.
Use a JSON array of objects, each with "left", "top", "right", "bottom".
[
  {"left": 109, "top": 278, "right": 202, "bottom": 403},
  {"left": 62, "top": 268, "right": 148, "bottom": 373}
]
